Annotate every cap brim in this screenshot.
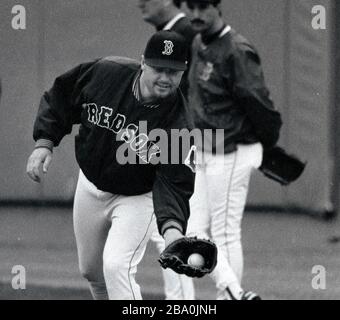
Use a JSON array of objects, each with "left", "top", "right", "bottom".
[{"left": 145, "top": 59, "right": 187, "bottom": 71}]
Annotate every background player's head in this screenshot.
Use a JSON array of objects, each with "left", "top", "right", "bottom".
[
  {"left": 137, "top": 0, "right": 182, "bottom": 28},
  {"left": 183, "top": 0, "right": 223, "bottom": 35},
  {"left": 140, "top": 30, "right": 189, "bottom": 100}
]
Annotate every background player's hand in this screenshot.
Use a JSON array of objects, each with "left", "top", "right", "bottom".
[
  {"left": 26, "top": 148, "right": 53, "bottom": 183},
  {"left": 163, "top": 228, "right": 184, "bottom": 248}
]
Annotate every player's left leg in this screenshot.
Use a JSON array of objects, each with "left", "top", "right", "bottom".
[
  {"left": 151, "top": 229, "right": 195, "bottom": 300},
  {"left": 102, "top": 192, "right": 156, "bottom": 300}
]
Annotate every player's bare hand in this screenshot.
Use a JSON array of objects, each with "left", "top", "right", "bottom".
[
  {"left": 26, "top": 148, "right": 53, "bottom": 183},
  {"left": 163, "top": 228, "right": 184, "bottom": 248}
]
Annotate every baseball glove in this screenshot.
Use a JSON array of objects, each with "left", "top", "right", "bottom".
[
  {"left": 259, "top": 146, "right": 306, "bottom": 186},
  {"left": 158, "top": 237, "right": 218, "bottom": 278}
]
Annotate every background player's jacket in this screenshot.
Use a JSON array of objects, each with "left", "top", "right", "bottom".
[
  {"left": 189, "top": 27, "right": 282, "bottom": 153},
  {"left": 33, "top": 57, "right": 195, "bottom": 235},
  {"left": 160, "top": 13, "right": 196, "bottom": 44}
]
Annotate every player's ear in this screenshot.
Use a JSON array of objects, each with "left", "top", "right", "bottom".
[{"left": 141, "top": 55, "right": 146, "bottom": 71}]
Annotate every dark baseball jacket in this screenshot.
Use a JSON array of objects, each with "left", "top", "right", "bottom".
[
  {"left": 163, "top": 14, "right": 197, "bottom": 44},
  {"left": 189, "top": 26, "right": 282, "bottom": 153},
  {"left": 33, "top": 57, "right": 195, "bottom": 235}
]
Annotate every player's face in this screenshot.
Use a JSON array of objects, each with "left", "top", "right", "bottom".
[
  {"left": 137, "top": 0, "right": 165, "bottom": 24},
  {"left": 140, "top": 60, "right": 184, "bottom": 100},
  {"left": 185, "top": 2, "right": 220, "bottom": 34}
]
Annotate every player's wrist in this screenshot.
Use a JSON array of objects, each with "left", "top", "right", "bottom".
[
  {"left": 163, "top": 228, "right": 182, "bottom": 237},
  {"left": 161, "top": 220, "right": 183, "bottom": 237},
  {"left": 163, "top": 228, "right": 184, "bottom": 248},
  {"left": 35, "top": 139, "right": 54, "bottom": 152}
]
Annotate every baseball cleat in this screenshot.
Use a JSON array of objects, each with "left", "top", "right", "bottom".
[
  {"left": 226, "top": 288, "right": 261, "bottom": 300},
  {"left": 239, "top": 291, "right": 261, "bottom": 300}
]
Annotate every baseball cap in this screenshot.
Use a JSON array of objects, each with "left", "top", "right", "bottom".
[{"left": 144, "top": 30, "right": 189, "bottom": 71}]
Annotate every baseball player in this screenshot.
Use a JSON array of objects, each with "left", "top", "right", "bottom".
[
  {"left": 137, "top": 0, "right": 197, "bottom": 300},
  {"left": 26, "top": 31, "right": 196, "bottom": 300},
  {"left": 183, "top": 0, "right": 283, "bottom": 300}
]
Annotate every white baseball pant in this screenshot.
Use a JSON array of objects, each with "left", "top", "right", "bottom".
[
  {"left": 73, "top": 170, "right": 156, "bottom": 300},
  {"left": 187, "top": 143, "right": 263, "bottom": 300}
]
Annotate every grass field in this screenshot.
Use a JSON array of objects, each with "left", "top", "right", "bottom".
[{"left": 1, "top": 206, "right": 340, "bottom": 300}]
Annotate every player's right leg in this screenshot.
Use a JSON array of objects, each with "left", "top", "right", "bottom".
[
  {"left": 190, "top": 152, "right": 243, "bottom": 299},
  {"left": 187, "top": 151, "right": 259, "bottom": 300},
  {"left": 73, "top": 170, "right": 113, "bottom": 300},
  {"left": 188, "top": 152, "right": 237, "bottom": 299},
  {"left": 206, "top": 144, "right": 263, "bottom": 300}
]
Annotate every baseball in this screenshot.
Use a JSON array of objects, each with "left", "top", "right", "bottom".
[{"left": 187, "top": 253, "right": 205, "bottom": 267}]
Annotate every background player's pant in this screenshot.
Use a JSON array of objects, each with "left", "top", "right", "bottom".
[
  {"left": 188, "top": 143, "right": 263, "bottom": 299},
  {"left": 150, "top": 229, "right": 195, "bottom": 300},
  {"left": 73, "top": 170, "right": 156, "bottom": 300}
]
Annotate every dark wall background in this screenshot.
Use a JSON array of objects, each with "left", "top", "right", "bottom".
[{"left": 0, "top": 0, "right": 336, "bottom": 214}]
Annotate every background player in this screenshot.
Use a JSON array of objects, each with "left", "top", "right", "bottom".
[
  {"left": 183, "top": 0, "right": 282, "bottom": 300},
  {"left": 26, "top": 31, "right": 195, "bottom": 300},
  {"left": 137, "top": 0, "right": 197, "bottom": 300},
  {"left": 137, "top": 0, "right": 196, "bottom": 97}
]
